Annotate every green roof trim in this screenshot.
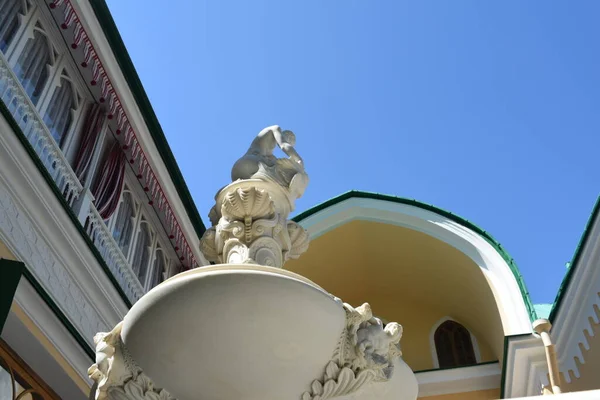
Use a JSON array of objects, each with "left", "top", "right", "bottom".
[
  {"left": 548, "top": 195, "right": 600, "bottom": 322},
  {"left": 22, "top": 268, "right": 95, "bottom": 360},
  {"left": 293, "top": 190, "right": 537, "bottom": 322},
  {"left": 500, "top": 333, "right": 533, "bottom": 398},
  {"left": 88, "top": 0, "right": 206, "bottom": 237}
]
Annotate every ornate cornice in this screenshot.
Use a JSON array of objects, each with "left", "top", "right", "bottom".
[{"left": 44, "top": 0, "right": 198, "bottom": 269}]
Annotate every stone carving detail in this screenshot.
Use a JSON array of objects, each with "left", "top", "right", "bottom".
[
  {"left": 89, "top": 323, "right": 175, "bottom": 400},
  {"left": 0, "top": 184, "right": 106, "bottom": 343},
  {"left": 200, "top": 126, "right": 310, "bottom": 268},
  {"left": 302, "top": 303, "right": 403, "bottom": 400},
  {"left": 231, "top": 125, "right": 308, "bottom": 199}
]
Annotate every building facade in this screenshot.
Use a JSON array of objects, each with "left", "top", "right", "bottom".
[
  {"left": 0, "top": 1, "right": 599, "bottom": 399},
  {"left": 0, "top": 0, "right": 207, "bottom": 398}
]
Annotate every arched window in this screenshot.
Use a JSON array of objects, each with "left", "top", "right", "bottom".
[
  {"left": 112, "top": 191, "right": 136, "bottom": 258},
  {"left": 433, "top": 320, "right": 477, "bottom": 368},
  {"left": 149, "top": 249, "right": 167, "bottom": 289},
  {"left": 43, "top": 75, "right": 75, "bottom": 146},
  {"left": 131, "top": 221, "right": 152, "bottom": 285},
  {"left": 13, "top": 29, "right": 52, "bottom": 105},
  {"left": 0, "top": 0, "right": 25, "bottom": 52}
]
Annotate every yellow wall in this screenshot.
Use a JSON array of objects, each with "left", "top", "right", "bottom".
[
  {"left": 418, "top": 388, "right": 500, "bottom": 399},
  {"left": 560, "top": 307, "right": 600, "bottom": 392},
  {"left": 286, "top": 221, "right": 504, "bottom": 371},
  {"left": 0, "top": 239, "right": 16, "bottom": 260}
]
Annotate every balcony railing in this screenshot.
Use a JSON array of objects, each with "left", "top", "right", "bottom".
[
  {"left": 0, "top": 51, "right": 142, "bottom": 305},
  {"left": 0, "top": 54, "right": 82, "bottom": 205},
  {"left": 86, "top": 202, "right": 145, "bottom": 302}
]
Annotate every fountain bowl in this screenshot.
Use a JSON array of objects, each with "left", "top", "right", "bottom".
[{"left": 121, "top": 264, "right": 345, "bottom": 400}]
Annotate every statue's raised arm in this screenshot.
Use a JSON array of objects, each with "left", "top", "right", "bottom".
[{"left": 272, "top": 128, "right": 304, "bottom": 168}]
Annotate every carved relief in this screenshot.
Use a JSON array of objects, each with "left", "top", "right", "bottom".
[
  {"left": 0, "top": 185, "right": 106, "bottom": 343},
  {"left": 88, "top": 323, "right": 175, "bottom": 400},
  {"left": 302, "top": 302, "right": 404, "bottom": 400}
]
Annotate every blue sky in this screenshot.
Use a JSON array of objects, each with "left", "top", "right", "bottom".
[{"left": 106, "top": 0, "right": 600, "bottom": 304}]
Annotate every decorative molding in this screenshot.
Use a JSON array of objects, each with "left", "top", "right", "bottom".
[
  {"left": 417, "top": 362, "right": 501, "bottom": 398},
  {"left": 0, "top": 183, "right": 105, "bottom": 343},
  {"left": 86, "top": 199, "right": 145, "bottom": 303},
  {"left": 0, "top": 49, "right": 82, "bottom": 206},
  {"left": 6, "top": 278, "right": 93, "bottom": 395},
  {"left": 429, "top": 316, "right": 482, "bottom": 368},
  {"left": 302, "top": 302, "right": 404, "bottom": 400},
  {"left": 88, "top": 322, "right": 175, "bottom": 400},
  {"left": 502, "top": 335, "right": 548, "bottom": 398},
  {"left": 44, "top": 0, "right": 200, "bottom": 269},
  {"left": 296, "top": 197, "right": 532, "bottom": 335},
  {"left": 550, "top": 209, "right": 600, "bottom": 383},
  {"left": 0, "top": 111, "right": 131, "bottom": 346}
]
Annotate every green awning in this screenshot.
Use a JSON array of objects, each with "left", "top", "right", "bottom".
[{"left": 0, "top": 259, "right": 24, "bottom": 334}]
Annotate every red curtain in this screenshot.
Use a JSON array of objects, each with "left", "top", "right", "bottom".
[
  {"left": 92, "top": 142, "right": 126, "bottom": 220},
  {"left": 74, "top": 103, "right": 106, "bottom": 184}
]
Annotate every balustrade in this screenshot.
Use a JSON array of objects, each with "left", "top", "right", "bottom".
[
  {"left": 0, "top": 52, "right": 82, "bottom": 205},
  {"left": 0, "top": 51, "right": 143, "bottom": 305}
]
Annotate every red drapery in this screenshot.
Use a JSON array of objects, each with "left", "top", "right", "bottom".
[
  {"left": 74, "top": 103, "right": 105, "bottom": 184},
  {"left": 92, "top": 142, "right": 126, "bottom": 220}
]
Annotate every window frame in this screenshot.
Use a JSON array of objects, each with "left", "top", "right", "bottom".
[
  {"left": 3, "top": 2, "right": 89, "bottom": 164},
  {"left": 107, "top": 171, "right": 180, "bottom": 292},
  {"left": 0, "top": 0, "right": 31, "bottom": 57},
  {"left": 429, "top": 317, "right": 481, "bottom": 369}
]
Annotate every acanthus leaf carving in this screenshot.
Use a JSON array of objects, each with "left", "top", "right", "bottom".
[
  {"left": 88, "top": 323, "right": 176, "bottom": 400},
  {"left": 302, "top": 302, "right": 404, "bottom": 400}
]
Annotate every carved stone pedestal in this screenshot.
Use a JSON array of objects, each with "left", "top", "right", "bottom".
[{"left": 200, "top": 179, "right": 309, "bottom": 268}]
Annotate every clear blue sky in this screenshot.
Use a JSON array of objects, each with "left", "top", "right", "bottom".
[{"left": 106, "top": 0, "right": 599, "bottom": 305}]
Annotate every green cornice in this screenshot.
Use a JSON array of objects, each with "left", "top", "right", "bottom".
[
  {"left": 87, "top": 0, "right": 206, "bottom": 237},
  {"left": 548, "top": 195, "right": 600, "bottom": 322},
  {"left": 0, "top": 259, "right": 94, "bottom": 360},
  {"left": 293, "top": 190, "right": 537, "bottom": 322},
  {"left": 500, "top": 333, "right": 533, "bottom": 399},
  {"left": 0, "top": 100, "right": 132, "bottom": 310}
]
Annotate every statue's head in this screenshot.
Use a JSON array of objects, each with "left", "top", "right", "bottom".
[{"left": 282, "top": 130, "right": 296, "bottom": 146}]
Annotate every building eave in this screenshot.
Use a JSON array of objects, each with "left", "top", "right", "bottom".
[
  {"left": 85, "top": 0, "right": 205, "bottom": 237},
  {"left": 293, "top": 190, "right": 537, "bottom": 323},
  {"left": 548, "top": 195, "right": 600, "bottom": 322}
]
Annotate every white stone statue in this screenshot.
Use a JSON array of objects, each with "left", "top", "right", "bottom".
[
  {"left": 231, "top": 125, "right": 308, "bottom": 200},
  {"left": 200, "top": 125, "right": 310, "bottom": 268}
]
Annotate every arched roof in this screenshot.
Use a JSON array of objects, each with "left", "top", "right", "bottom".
[{"left": 292, "top": 190, "right": 536, "bottom": 334}]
